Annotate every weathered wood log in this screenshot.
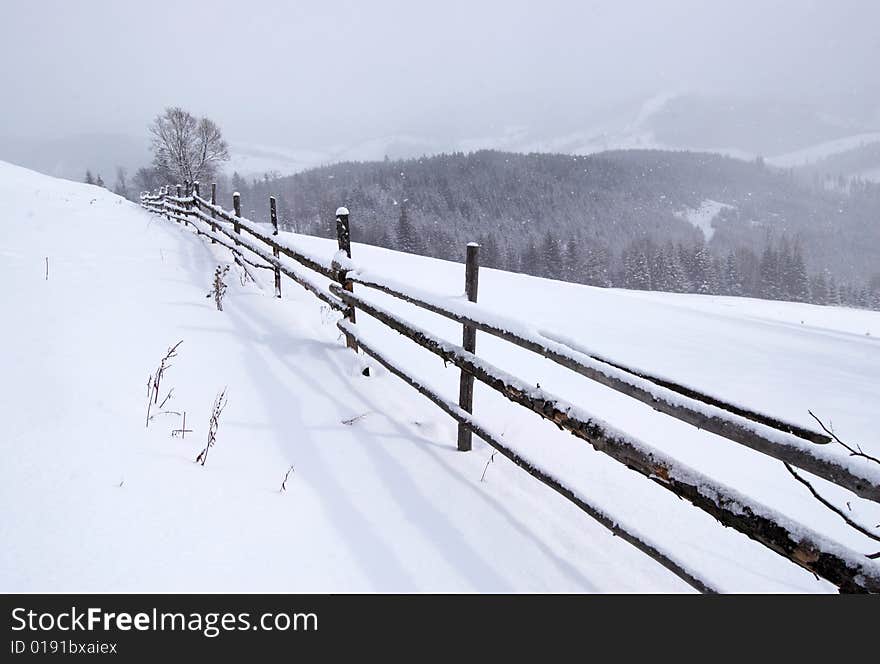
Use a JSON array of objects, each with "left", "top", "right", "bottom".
[
  {"left": 346, "top": 274, "right": 879, "bottom": 503},
  {"left": 329, "top": 284, "right": 880, "bottom": 593},
  {"left": 166, "top": 203, "right": 344, "bottom": 311},
  {"left": 191, "top": 194, "right": 337, "bottom": 280},
  {"left": 232, "top": 191, "right": 242, "bottom": 242},
  {"left": 339, "top": 318, "right": 718, "bottom": 594},
  {"left": 335, "top": 206, "right": 358, "bottom": 352},
  {"left": 270, "top": 196, "right": 281, "bottom": 298},
  {"left": 176, "top": 184, "right": 186, "bottom": 225},
  {"left": 347, "top": 273, "right": 829, "bottom": 447},
  {"left": 539, "top": 329, "right": 829, "bottom": 444},
  {"left": 457, "top": 243, "right": 480, "bottom": 452},
  {"left": 186, "top": 220, "right": 272, "bottom": 273},
  {"left": 160, "top": 204, "right": 270, "bottom": 271},
  {"left": 191, "top": 182, "right": 200, "bottom": 230},
  {"left": 210, "top": 182, "right": 217, "bottom": 243}
]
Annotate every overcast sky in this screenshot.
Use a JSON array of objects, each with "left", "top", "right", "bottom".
[{"left": 2, "top": 0, "right": 878, "bottom": 148}]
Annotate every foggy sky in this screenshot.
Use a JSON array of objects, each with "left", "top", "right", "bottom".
[{"left": 2, "top": 0, "right": 878, "bottom": 149}]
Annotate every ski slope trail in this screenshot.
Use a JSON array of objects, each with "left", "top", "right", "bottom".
[{"left": 3, "top": 161, "right": 879, "bottom": 592}]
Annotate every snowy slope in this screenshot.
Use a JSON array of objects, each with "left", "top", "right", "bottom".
[
  {"left": 0, "top": 162, "right": 687, "bottom": 592},
  {"left": 674, "top": 200, "right": 735, "bottom": 240},
  {"left": 767, "top": 132, "right": 880, "bottom": 168},
  {"left": 3, "top": 161, "right": 880, "bottom": 593}
]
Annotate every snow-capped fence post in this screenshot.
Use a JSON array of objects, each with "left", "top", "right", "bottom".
[
  {"left": 188, "top": 181, "right": 199, "bottom": 228},
  {"left": 270, "top": 196, "right": 281, "bottom": 298},
  {"left": 334, "top": 206, "right": 359, "bottom": 353},
  {"left": 457, "top": 242, "right": 480, "bottom": 451},
  {"left": 209, "top": 182, "right": 217, "bottom": 243},
  {"left": 162, "top": 187, "right": 170, "bottom": 222},
  {"left": 232, "top": 192, "right": 242, "bottom": 244}
]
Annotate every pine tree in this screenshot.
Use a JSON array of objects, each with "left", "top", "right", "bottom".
[
  {"left": 520, "top": 241, "right": 540, "bottom": 275},
  {"left": 478, "top": 233, "right": 500, "bottom": 268},
  {"left": 563, "top": 239, "right": 583, "bottom": 283},
  {"left": 85, "top": 170, "right": 95, "bottom": 185},
  {"left": 583, "top": 243, "right": 610, "bottom": 287},
  {"left": 396, "top": 199, "right": 415, "bottom": 253},
  {"left": 692, "top": 246, "right": 714, "bottom": 294},
  {"left": 810, "top": 274, "right": 828, "bottom": 305},
  {"left": 759, "top": 244, "right": 781, "bottom": 299},
  {"left": 789, "top": 243, "right": 810, "bottom": 302},
  {"left": 724, "top": 252, "right": 742, "bottom": 296},
  {"left": 622, "top": 242, "right": 651, "bottom": 290},
  {"left": 826, "top": 272, "right": 841, "bottom": 305},
  {"left": 667, "top": 243, "right": 690, "bottom": 292},
  {"left": 230, "top": 171, "right": 247, "bottom": 193},
  {"left": 95, "top": 174, "right": 106, "bottom": 188},
  {"left": 540, "top": 235, "right": 562, "bottom": 279}
]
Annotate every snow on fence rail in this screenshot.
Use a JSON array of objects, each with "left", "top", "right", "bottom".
[{"left": 140, "top": 184, "right": 880, "bottom": 593}]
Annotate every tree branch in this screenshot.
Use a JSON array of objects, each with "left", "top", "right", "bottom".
[
  {"left": 808, "top": 410, "right": 880, "bottom": 466},
  {"left": 783, "top": 461, "right": 880, "bottom": 544}
]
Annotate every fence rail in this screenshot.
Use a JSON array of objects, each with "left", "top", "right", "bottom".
[{"left": 140, "top": 184, "right": 880, "bottom": 593}]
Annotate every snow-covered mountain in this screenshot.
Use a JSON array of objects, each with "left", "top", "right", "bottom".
[
  {"left": 5, "top": 94, "right": 878, "bottom": 183},
  {"left": 3, "top": 160, "right": 879, "bottom": 592}
]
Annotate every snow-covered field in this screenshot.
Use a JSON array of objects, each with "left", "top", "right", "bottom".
[{"left": 2, "top": 161, "right": 879, "bottom": 593}]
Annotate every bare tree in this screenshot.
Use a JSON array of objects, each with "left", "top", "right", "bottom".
[{"left": 149, "top": 107, "right": 230, "bottom": 186}]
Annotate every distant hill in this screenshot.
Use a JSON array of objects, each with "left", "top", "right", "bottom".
[
  {"left": 0, "top": 133, "right": 149, "bottom": 184},
  {"left": 227, "top": 149, "right": 880, "bottom": 308}
]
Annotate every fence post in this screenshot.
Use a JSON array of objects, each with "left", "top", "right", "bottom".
[
  {"left": 335, "top": 206, "right": 359, "bottom": 353},
  {"left": 232, "top": 191, "right": 241, "bottom": 244},
  {"left": 210, "top": 183, "right": 217, "bottom": 243},
  {"left": 190, "top": 181, "right": 199, "bottom": 228},
  {"left": 173, "top": 184, "right": 182, "bottom": 224},
  {"left": 457, "top": 242, "right": 480, "bottom": 451},
  {"left": 270, "top": 196, "right": 281, "bottom": 298}
]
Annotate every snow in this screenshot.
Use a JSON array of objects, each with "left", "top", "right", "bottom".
[
  {"left": 767, "top": 132, "right": 880, "bottom": 168},
  {"left": 674, "top": 199, "right": 734, "bottom": 240},
  {"left": 225, "top": 142, "right": 330, "bottom": 178},
  {"left": 331, "top": 283, "right": 880, "bottom": 588},
  {"left": 341, "top": 267, "right": 880, "bottom": 494},
  {"left": 3, "top": 159, "right": 880, "bottom": 593}
]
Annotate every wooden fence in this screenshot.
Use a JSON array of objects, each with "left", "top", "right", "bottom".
[{"left": 139, "top": 184, "right": 880, "bottom": 594}]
